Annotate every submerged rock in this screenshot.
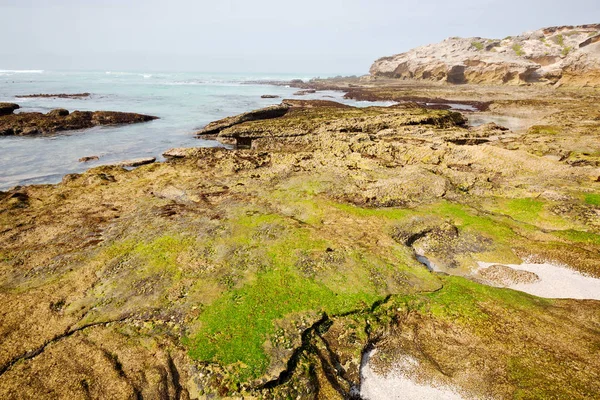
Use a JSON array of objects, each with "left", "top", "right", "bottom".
[
  {"left": 78, "top": 155, "right": 99, "bottom": 162},
  {"left": 16, "top": 93, "right": 91, "bottom": 99},
  {"left": 293, "top": 89, "right": 317, "bottom": 95}
]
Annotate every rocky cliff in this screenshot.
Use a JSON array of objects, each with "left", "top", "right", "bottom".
[{"left": 370, "top": 24, "right": 600, "bottom": 86}]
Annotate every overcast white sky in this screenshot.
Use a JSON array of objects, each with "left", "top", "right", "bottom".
[{"left": 0, "top": 0, "right": 598, "bottom": 74}]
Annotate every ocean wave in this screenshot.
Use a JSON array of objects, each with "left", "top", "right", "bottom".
[
  {"left": 105, "top": 71, "right": 153, "bottom": 79},
  {"left": 0, "top": 69, "right": 44, "bottom": 75}
]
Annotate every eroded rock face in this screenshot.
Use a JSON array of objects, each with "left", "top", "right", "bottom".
[
  {"left": 370, "top": 24, "right": 600, "bottom": 86},
  {"left": 0, "top": 107, "right": 158, "bottom": 136}
]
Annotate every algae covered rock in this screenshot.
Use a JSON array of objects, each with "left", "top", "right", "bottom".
[{"left": 0, "top": 107, "right": 158, "bottom": 136}]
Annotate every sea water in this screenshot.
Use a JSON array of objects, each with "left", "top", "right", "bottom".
[{"left": 0, "top": 70, "right": 392, "bottom": 190}]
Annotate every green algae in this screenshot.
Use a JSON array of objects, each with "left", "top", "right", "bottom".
[
  {"left": 552, "top": 229, "right": 600, "bottom": 245},
  {"left": 185, "top": 267, "right": 380, "bottom": 382},
  {"left": 584, "top": 193, "right": 600, "bottom": 206}
]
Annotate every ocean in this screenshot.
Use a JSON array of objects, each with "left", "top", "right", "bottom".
[{"left": 0, "top": 70, "right": 391, "bottom": 190}]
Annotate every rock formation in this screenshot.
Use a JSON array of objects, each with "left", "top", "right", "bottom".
[
  {"left": 370, "top": 24, "right": 600, "bottom": 86},
  {"left": 0, "top": 103, "right": 19, "bottom": 116},
  {"left": 0, "top": 107, "right": 158, "bottom": 136}
]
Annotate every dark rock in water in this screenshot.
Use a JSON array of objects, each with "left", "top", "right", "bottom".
[
  {"left": 79, "top": 156, "right": 99, "bottom": 162},
  {"left": 261, "top": 94, "right": 280, "bottom": 99},
  {"left": 113, "top": 157, "right": 156, "bottom": 167},
  {"left": 16, "top": 93, "right": 91, "bottom": 99},
  {"left": 0, "top": 107, "right": 158, "bottom": 136},
  {"left": 293, "top": 89, "right": 317, "bottom": 96},
  {"left": 47, "top": 109, "right": 70, "bottom": 118},
  {"left": 0, "top": 103, "right": 19, "bottom": 116}
]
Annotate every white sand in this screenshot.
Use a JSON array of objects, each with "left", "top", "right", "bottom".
[
  {"left": 477, "top": 261, "right": 600, "bottom": 300},
  {"left": 360, "top": 351, "right": 465, "bottom": 400}
]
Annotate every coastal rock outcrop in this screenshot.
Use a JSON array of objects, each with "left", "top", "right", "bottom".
[
  {"left": 370, "top": 24, "right": 600, "bottom": 86},
  {"left": 0, "top": 107, "right": 158, "bottom": 136},
  {"left": 0, "top": 103, "right": 19, "bottom": 116}
]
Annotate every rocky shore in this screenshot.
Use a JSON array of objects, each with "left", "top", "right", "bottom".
[
  {"left": 1, "top": 78, "right": 599, "bottom": 399},
  {"left": 0, "top": 105, "right": 158, "bottom": 136}
]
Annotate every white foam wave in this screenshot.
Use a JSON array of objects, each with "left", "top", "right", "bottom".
[
  {"left": 105, "top": 71, "right": 153, "bottom": 78},
  {"left": 0, "top": 69, "right": 44, "bottom": 74}
]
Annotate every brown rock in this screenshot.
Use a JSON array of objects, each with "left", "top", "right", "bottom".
[
  {"left": 196, "top": 104, "right": 290, "bottom": 137},
  {"left": 113, "top": 157, "right": 156, "bottom": 167},
  {"left": 47, "top": 109, "right": 69, "bottom": 118},
  {"left": 0, "top": 109, "right": 158, "bottom": 136},
  {"left": 0, "top": 103, "right": 19, "bottom": 116}
]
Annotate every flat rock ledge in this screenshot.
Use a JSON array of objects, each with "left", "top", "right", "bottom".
[{"left": 111, "top": 157, "right": 156, "bottom": 167}]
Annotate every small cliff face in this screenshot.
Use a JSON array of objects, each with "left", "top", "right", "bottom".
[{"left": 370, "top": 24, "right": 600, "bottom": 86}]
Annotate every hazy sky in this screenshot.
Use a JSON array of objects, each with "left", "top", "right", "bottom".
[{"left": 0, "top": 0, "right": 598, "bottom": 74}]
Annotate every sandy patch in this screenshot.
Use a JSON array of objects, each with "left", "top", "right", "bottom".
[
  {"left": 476, "top": 261, "right": 600, "bottom": 300},
  {"left": 360, "top": 350, "right": 465, "bottom": 400}
]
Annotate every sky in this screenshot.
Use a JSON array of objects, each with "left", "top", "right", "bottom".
[{"left": 0, "top": 0, "right": 598, "bottom": 74}]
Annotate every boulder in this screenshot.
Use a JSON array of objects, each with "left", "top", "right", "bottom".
[{"left": 47, "top": 109, "right": 69, "bottom": 118}]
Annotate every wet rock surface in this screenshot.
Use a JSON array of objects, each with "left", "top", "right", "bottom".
[
  {"left": 0, "top": 106, "right": 158, "bottom": 136},
  {"left": 1, "top": 83, "right": 600, "bottom": 399},
  {"left": 111, "top": 157, "right": 156, "bottom": 167}
]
